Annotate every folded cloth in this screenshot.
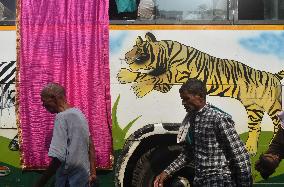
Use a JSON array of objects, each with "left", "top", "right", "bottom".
[
  {"left": 0, "top": 166, "right": 10, "bottom": 177},
  {"left": 138, "top": 0, "right": 155, "bottom": 20}
]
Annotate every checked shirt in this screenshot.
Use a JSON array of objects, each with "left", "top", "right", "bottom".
[{"left": 164, "top": 103, "right": 252, "bottom": 186}]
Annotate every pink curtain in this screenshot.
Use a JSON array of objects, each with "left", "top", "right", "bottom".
[{"left": 16, "top": 0, "right": 112, "bottom": 169}]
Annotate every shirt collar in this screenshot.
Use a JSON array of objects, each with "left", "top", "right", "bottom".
[
  {"left": 196, "top": 102, "right": 209, "bottom": 114},
  {"left": 185, "top": 103, "right": 210, "bottom": 118}
]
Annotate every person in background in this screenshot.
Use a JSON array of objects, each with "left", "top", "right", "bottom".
[
  {"left": 33, "top": 83, "right": 96, "bottom": 187},
  {"left": 154, "top": 78, "right": 252, "bottom": 187},
  {"left": 112, "top": 0, "right": 140, "bottom": 20},
  {"left": 255, "top": 111, "right": 284, "bottom": 180},
  {"left": 137, "top": 0, "right": 155, "bottom": 20}
]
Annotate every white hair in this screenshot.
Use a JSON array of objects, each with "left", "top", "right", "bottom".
[{"left": 40, "top": 82, "right": 66, "bottom": 98}]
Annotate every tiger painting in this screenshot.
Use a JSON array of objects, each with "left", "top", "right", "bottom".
[{"left": 117, "top": 32, "right": 284, "bottom": 155}]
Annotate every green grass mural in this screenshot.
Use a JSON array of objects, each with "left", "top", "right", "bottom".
[
  {"left": 2, "top": 131, "right": 284, "bottom": 186},
  {"left": 112, "top": 95, "right": 141, "bottom": 150},
  {"left": 0, "top": 135, "right": 114, "bottom": 187},
  {"left": 240, "top": 131, "right": 284, "bottom": 185},
  {"left": 110, "top": 94, "right": 284, "bottom": 184},
  {"left": 2, "top": 101, "right": 284, "bottom": 186}
]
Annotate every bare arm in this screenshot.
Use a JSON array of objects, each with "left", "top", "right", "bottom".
[
  {"left": 154, "top": 146, "right": 191, "bottom": 187},
  {"left": 33, "top": 157, "right": 61, "bottom": 187},
  {"left": 89, "top": 136, "right": 97, "bottom": 184}
]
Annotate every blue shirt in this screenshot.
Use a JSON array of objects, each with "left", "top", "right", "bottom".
[{"left": 48, "top": 108, "right": 90, "bottom": 187}]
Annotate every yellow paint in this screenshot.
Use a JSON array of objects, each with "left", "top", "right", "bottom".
[
  {"left": 0, "top": 26, "right": 16, "bottom": 31},
  {"left": 2, "top": 25, "right": 284, "bottom": 31},
  {"left": 110, "top": 25, "right": 284, "bottom": 30}
]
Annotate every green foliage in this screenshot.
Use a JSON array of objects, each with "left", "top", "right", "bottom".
[{"left": 112, "top": 95, "right": 141, "bottom": 150}]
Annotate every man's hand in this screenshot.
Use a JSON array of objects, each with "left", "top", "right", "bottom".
[
  {"left": 255, "top": 153, "right": 280, "bottom": 180},
  {"left": 88, "top": 171, "right": 97, "bottom": 187},
  {"left": 154, "top": 171, "right": 170, "bottom": 187},
  {"left": 88, "top": 136, "right": 97, "bottom": 187},
  {"left": 33, "top": 157, "right": 61, "bottom": 187}
]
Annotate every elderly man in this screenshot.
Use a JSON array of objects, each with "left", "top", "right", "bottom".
[
  {"left": 34, "top": 83, "right": 96, "bottom": 187},
  {"left": 154, "top": 78, "right": 252, "bottom": 187}
]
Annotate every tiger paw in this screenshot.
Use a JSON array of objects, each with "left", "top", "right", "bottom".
[
  {"left": 131, "top": 82, "right": 154, "bottom": 98},
  {"left": 154, "top": 84, "right": 173, "bottom": 93},
  {"left": 245, "top": 140, "right": 257, "bottom": 156},
  {"left": 117, "top": 68, "right": 137, "bottom": 83}
]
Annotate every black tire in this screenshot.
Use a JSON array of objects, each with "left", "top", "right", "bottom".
[{"left": 132, "top": 145, "right": 194, "bottom": 187}]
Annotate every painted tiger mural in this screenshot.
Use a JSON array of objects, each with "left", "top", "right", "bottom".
[{"left": 117, "top": 32, "right": 284, "bottom": 155}]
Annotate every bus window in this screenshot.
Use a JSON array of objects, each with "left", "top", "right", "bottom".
[
  {"left": 110, "top": 0, "right": 232, "bottom": 24},
  {"left": 238, "top": 0, "right": 284, "bottom": 21},
  {"left": 155, "top": 0, "right": 228, "bottom": 21},
  {"left": 109, "top": 0, "right": 140, "bottom": 20},
  {"left": 0, "top": 0, "right": 16, "bottom": 26}
]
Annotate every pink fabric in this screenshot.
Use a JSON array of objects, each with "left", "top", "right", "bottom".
[{"left": 18, "top": 0, "right": 112, "bottom": 169}]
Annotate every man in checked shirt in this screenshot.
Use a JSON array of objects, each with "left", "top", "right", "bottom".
[{"left": 154, "top": 78, "right": 252, "bottom": 187}]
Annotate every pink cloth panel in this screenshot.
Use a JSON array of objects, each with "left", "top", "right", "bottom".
[{"left": 18, "top": 0, "right": 112, "bottom": 169}]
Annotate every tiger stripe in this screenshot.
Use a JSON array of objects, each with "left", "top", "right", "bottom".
[
  {"left": 0, "top": 61, "right": 16, "bottom": 111},
  {"left": 117, "top": 32, "right": 284, "bottom": 154}
]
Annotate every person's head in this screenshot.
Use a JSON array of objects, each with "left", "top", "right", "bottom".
[
  {"left": 179, "top": 78, "right": 207, "bottom": 113},
  {"left": 40, "top": 83, "right": 67, "bottom": 114}
]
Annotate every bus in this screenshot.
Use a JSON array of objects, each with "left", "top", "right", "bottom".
[
  {"left": 1, "top": 0, "right": 284, "bottom": 186},
  {"left": 109, "top": 0, "right": 284, "bottom": 186}
]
